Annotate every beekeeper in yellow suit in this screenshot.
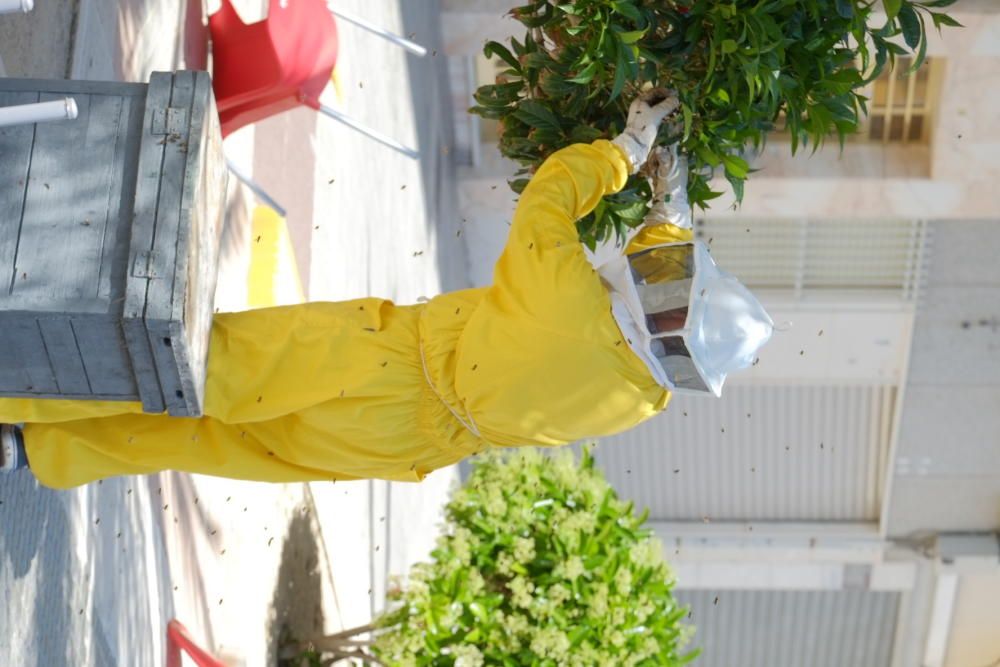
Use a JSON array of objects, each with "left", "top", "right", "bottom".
[{"left": 0, "top": 90, "right": 773, "bottom": 488}]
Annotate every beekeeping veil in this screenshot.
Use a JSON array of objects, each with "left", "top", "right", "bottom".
[{"left": 627, "top": 240, "right": 773, "bottom": 396}]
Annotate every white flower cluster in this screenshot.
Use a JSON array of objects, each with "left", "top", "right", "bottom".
[
  {"left": 513, "top": 536, "right": 536, "bottom": 564},
  {"left": 629, "top": 538, "right": 667, "bottom": 571},
  {"left": 496, "top": 551, "right": 515, "bottom": 577},
  {"left": 588, "top": 582, "right": 610, "bottom": 617},
  {"left": 483, "top": 485, "right": 508, "bottom": 518},
  {"left": 549, "top": 583, "right": 571, "bottom": 606},
  {"left": 372, "top": 447, "right": 696, "bottom": 666},
  {"left": 554, "top": 555, "right": 585, "bottom": 581},
  {"left": 509, "top": 575, "right": 535, "bottom": 609},
  {"left": 614, "top": 567, "right": 633, "bottom": 596},
  {"left": 466, "top": 569, "right": 485, "bottom": 596},
  {"left": 372, "top": 609, "right": 425, "bottom": 662},
  {"left": 452, "top": 643, "right": 485, "bottom": 667},
  {"left": 530, "top": 627, "right": 572, "bottom": 661},
  {"left": 450, "top": 526, "right": 476, "bottom": 565}
]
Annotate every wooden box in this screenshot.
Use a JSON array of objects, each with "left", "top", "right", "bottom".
[{"left": 0, "top": 71, "right": 227, "bottom": 416}]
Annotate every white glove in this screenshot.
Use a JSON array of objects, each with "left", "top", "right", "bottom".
[
  {"left": 611, "top": 88, "right": 679, "bottom": 174},
  {"left": 643, "top": 145, "right": 692, "bottom": 230}
]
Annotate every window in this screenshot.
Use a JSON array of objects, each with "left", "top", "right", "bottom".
[
  {"left": 862, "top": 56, "right": 943, "bottom": 144},
  {"left": 773, "top": 57, "right": 943, "bottom": 146},
  {"left": 695, "top": 217, "right": 930, "bottom": 302}
]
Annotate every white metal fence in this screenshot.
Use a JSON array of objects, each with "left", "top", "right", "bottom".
[{"left": 696, "top": 217, "right": 931, "bottom": 302}]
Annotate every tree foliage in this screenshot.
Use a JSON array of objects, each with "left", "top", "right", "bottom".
[{"left": 470, "top": 0, "right": 960, "bottom": 248}]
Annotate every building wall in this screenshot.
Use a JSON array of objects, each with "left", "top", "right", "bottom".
[
  {"left": 946, "top": 572, "right": 1000, "bottom": 667},
  {"left": 439, "top": 4, "right": 1000, "bottom": 665}
]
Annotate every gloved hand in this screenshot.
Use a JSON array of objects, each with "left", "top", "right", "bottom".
[
  {"left": 611, "top": 88, "right": 679, "bottom": 174},
  {"left": 642, "top": 145, "right": 692, "bottom": 230}
]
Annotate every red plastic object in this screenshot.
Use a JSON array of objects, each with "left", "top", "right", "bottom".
[
  {"left": 209, "top": 0, "right": 339, "bottom": 137},
  {"left": 166, "top": 619, "right": 226, "bottom": 667}
]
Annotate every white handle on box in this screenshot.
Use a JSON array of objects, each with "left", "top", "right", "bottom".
[
  {"left": 0, "top": 0, "right": 33, "bottom": 14},
  {"left": 0, "top": 98, "right": 78, "bottom": 128}
]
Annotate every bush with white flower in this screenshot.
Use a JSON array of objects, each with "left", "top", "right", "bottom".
[{"left": 371, "top": 446, "right": 697, "bottom": 666}]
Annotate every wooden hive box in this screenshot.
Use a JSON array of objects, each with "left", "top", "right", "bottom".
[{"left": 0, "top": 71, "right": 227, "bottom": 416}]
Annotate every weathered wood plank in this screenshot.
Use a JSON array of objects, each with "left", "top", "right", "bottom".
[
  {"left": 0, "top": 90, "right": 39, "bottom": 299},
  {"left": 145, "top": 71, "right": 196, "bottom": 321},
  {"left": 0, "top": 78, "right": 145, "bottom": 97},
  {"left": 0, "top": 390, "right": 139, "bottom": 402},
  {"left": 38, "top": 317, "right": 92, "bottom": 394},
  {"left": 0, "top": 319, "right": 34, "bottom": 391},
  {"left": 0, "top": 317, "right": 58, "bottom": 393},
  {"left": 12, "top": 91, "right": 124, "bottom": 305},
  {"left": 144, "top": 71, "right": 198, "bottom": 416},
  {"left": 162, "top": 71, "right": 225, "bottom": 416},
  {"left": 97, "top": 89, "right": 146, "bottom": 305},
  {"left": 123, "top": 71, "right": 173, "bottom": 414},
  {"left": 183, "top": 74, "right": 227, "bottom": 414},
  {"left": 72, "top": 318, "right": 137, "bottom": 397}
]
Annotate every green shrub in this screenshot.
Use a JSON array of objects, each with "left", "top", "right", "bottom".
[
  {"left": 470, "top": 0, "right": 961, "bottom": 249},
  {"left": 372, "top": 447, "right": 696, "bottom": 666}
]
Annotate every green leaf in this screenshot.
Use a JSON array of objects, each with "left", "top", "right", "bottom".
[
  {"left": 513, "top": 100, "right": 563, "bottom": 134},
  {"left": 613, "top": 199, "right": 648, "bottom": 223},
  {"left": 508, "top": 178, "right": 530, "bottom": 194},
  {"left": 678, "top": 648, "right": 703, "bottom": 665},
  {"left": 556, "top": 3, "right": 581, "bottom": 15},
  {"left": 907, "top": 12, "right": 928, "bottom": 72},
  {"left": 694, "top": 144, "right": 721, "bottom": 168},
  {"left": 930, "top": 12, "right": 963, "bottom": 30},
  {"left": 521, "top": 51, "right": 556, "bottom": 71},
  {"left": 835, "top": 0, "right": 854, "bottom": 19},
  {"left": 885, "top": 41, "right": 909, "bottom": 56},
  {"left": 483, "top": 41, "right": 521, "bottom": 73},
  {"left": 725, "top": 171, "right": 746, "bottom": 205},
  {"left": 615, "top": 28, "right": 647, "bottom": 44},
  {"left": 883, "top": 0, "right": 902, "bottom": 20},
  {"left": 592, "top": 198, "right": 607, "bottom": 227},
  {"left": 540, "top": 73, "right": 577, "bottom": 96},
  {"left": 516, "top": 1, "right": 555, "bottom": 27},
  {"left": 609, "top": 42, "right": 628, "bottom": 102},
  {"left": 721, "top": 39, "right": 738, "bottom": 54},
  {"left": 681, "top": 103, "right": 693, "bottom": 142},
  {"left": 921, "top": 0, "right": 958, "bottom": 6},
  {"left": 568, "top": 61, "right": 598, "bottom": 84},
  {"left": 898, "top": 3, "right": 922, "bottom": 49},
  {"left": 569, "top": 124, "right": 604, "bottom": 143},
  {"left": 706, "top": 37, "right": 718, "bottom": 84},
  {"left": 721, "top": 153, "right": 750, "bottom": 179},
  {"left": 612, "top": 0, "right": 643, "bottom": 23}
]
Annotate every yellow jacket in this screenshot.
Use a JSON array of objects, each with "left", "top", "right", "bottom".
[
  {"left": 436, "top": 140, "right": 687, "bottom": 447},
  {"left": 4, "top": 140, "right": 691, "bottom": 488}
]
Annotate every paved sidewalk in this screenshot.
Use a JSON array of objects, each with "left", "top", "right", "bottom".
[
  {"left": 248, "top": 0, "right": 470, "bottom": 622},
  {"left": 0, "top": 474, "right": 173, "bottom": 666},
  {"left": 1, "top": 1, "right": 468, "bottom": 664}
]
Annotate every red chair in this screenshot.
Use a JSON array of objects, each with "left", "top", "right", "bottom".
[
  {"left": 209, "top": 0, "right": 339, "bottom": 137},
  {"left": 209, "top": 0, "right": 420, "bottom": 159},
  {"left": 165, "top": 619, "right": 225, "bottom": 667}
]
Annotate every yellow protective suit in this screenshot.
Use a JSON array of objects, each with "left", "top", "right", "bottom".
[{"left": 2, "top": 140, "right": 691, "bottom": 489}]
